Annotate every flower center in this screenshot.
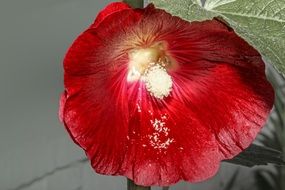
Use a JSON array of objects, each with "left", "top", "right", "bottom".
[
  {"left": 127, "top": 43, "right": 173, "bottom": 99},
  {"left": 143, "top": 64, "right": 172, "bottom": 99}
]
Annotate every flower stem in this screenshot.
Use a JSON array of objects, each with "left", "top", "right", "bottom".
[
  {"left": 280, "top": 132, "right": 285, "bottom": 190},
  {"left": 127, "top": 179, "right": 151, "bottom": 190},
  {"left": 122, "top": 0, "right": 144, "bottom": 8}
]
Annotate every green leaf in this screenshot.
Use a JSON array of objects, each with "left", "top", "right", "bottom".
[
  {"left": 254, "top": 171, "right": 278, "bottom": 190},
  {"left": 149, "top": 0, "right": 285, "bottom": 75},
  {"left": 127, "top": 179, "right": 151, "bottom": 190},
  {"left": 149, "top": 0, "right": 216, "bottom": 22},
  {"left": 224, "top": 144, "right": 285, "bottom": 167},
  {"left": 205, "top": 0, "right": 285, "bottom": 75}
]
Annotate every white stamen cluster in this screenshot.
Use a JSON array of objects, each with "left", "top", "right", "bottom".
[
  {"left": 143, "top": 64, "right": 173, "bottom": 99},
  {"left": 147, "top": 117, "right": 174, "bottom": 150}
]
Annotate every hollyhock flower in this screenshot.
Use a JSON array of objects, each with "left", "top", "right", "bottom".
[{"left": 59, "top": 2, "right": 274, "bottom": 186}]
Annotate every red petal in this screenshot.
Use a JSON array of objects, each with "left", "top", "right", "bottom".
[
  {"left": 59, "top": 91, "right": 67, "bottom": 122},
  {"left": 60, "top": 3, "right": 274, "bottom": 186},
  {"left": 91, "top": 2, "right": 131, "bottom": 28}
]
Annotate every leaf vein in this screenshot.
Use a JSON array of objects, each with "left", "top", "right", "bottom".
[
  {"left": 258, "top": 0, "right": 275, "bottom": 17},
  {"left": 214, "top": 10, "right": 285, "bottom": 23}
]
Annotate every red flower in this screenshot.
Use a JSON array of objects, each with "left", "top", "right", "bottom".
[{"left": 59, "top": 2, "right": 274, "bottom": 186}]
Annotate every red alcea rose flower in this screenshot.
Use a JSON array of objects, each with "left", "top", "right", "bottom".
[{"left": 59, "top": 2, "right": 274, "bottom": 186}]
